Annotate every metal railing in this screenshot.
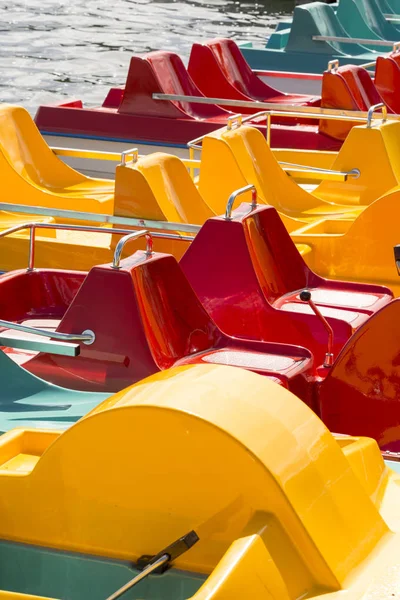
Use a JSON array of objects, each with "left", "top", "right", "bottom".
[
  {"left": 52, "top": 145, "right": 200, "bottom": 171},
  {"left": 112, "top": 230, "right": 153, "bottom": 268},
  {"left": 0, "top": 221, "right": 195, "bottom": 271},
  {"left": 312, "top": 35, "right": 399, "bottom": 47},
  {"left": 0, "top": 319, "right": 95, "bottom": 345},
  {"left": 154, "top": 92, "right": 399, "bottom": 121},
  {"left": 225, "top": 185, "right": 257, "bottom": 220},
  {"left": 0, "top": 202, "right": 200, "bottom": 234}
]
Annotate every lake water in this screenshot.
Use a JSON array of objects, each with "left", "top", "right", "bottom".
[{"left": 0, "top": 0, "right": 292, "bottom": 112}]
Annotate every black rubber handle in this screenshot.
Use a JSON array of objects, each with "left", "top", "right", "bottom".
[{"left": 300, "top": 290, "right": 311, "bottom": 302}]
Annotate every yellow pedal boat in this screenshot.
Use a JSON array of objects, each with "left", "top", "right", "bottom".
[{"left": 0, "top": 364, "right": 399, "bottom": 599}]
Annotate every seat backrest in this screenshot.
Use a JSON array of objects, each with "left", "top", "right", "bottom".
[
  {"left": 286, "top": 2, "right": 369, "bottom": 56},
  {"left": 118, "top": 56, "right": 186, "bottom": 118},
  {"left": 353, "top": 0, "right": 399, "bottom": 40},
  {"left": 320, "top": 68, "right": 366, "bottom": 140},
  {"left": 132, "top": 153, "right": 214, "bottom": 224},
  {"left": 187, "top": 42, "right": 255, "bottom": 113},
  {"left": 336, "top": 0, "right": 382, "bottom": 46},
  {"left": 316, "top": 121, "right": 400, "bottom": 205},
  {"left": 375, "top": 56, "right": 400, "bottom": 113},
  {"left": 319, "top": 299, "right": 400, "bottom": 448},
  {"left": 218, "top": 125, "right": 325, "bottom": 213},
  {"left": 29, "top": 253, "right": 220, "bottom": 390},
  {"left": 335, "top": 66, "right": 383, "bottom": 111},
  {"left": 0, "top": 105, "right": 88, "bottom": 188},
  {"left": 180, "top": 206, "right": 353, "bottom": 367},
  {"left": 204, "top": 38, "right": 281, "bottom": 99},
  {"left": 145, "top": 51, "right": 229, "bottom": 119}
]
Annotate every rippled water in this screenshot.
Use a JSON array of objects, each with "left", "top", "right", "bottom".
[{"left": 0, "top": 0, "right": 292, "bottom": 112}]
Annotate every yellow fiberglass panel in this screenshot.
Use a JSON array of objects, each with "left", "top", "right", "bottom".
[
  {"left": 0, "top": 105, "right": 114, "bottom": 213},
  {"left": 314, "top": 121, "right": 400, "bottom": 206},
  {"left": 216, "top": 126, "right": 365, "bottom": 220},
  {"left": 291, "top": 186, "right": 400, "bottom": 295},
  {"left": 0, "top": 363, "right": 395, "bottom": 600}
]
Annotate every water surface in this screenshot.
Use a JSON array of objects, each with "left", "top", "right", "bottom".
[{"left": 0, "top": 0, "right": 292, "bottom": 111}]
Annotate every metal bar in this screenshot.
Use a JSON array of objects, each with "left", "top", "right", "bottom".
[
  {"left": 312, "top": 35, "right": 397, "bottom": 46},
  {"left": 384, "top": 14, "right": 400, "bottom": 20},
  {"left": 0, "top": 319, "right": 94, "bottom": 344},
  {"left": 0, "top": 334, "right": 80, "bottom": 357},
  {"left": 367, "top": 103, "right": 387, "bottom": 127},
  {"left": 106, "top": 555, "right": 169, "bottom": 600},
  {"left": 154, "top": 93, "right": 400, "bottom": 120},
  {"left": 279, "top": 161, "right": 360, "bottom": 178},
  {"left": 285, "top": 168, "right": 346, "bottom": 182},
  {"left": 28, "top": 225, "right": 35, "bottom": 271},
  {"left": 112, "top": 230, "right": 153, "bottom": 269},
  {"left": 52, "top": 147, "right": 123, "bottom": 162},
  {"left": 121, "top": 147, "right": 138, "bottom": 166},
  {"left": 0, "top": 202, "right": 201, "bottom": 234},
  {"left": 225, "top": 185, "right": 257, "bottom": 220},
  {"left": 359, "top": 61, "right": 376, "bottom": 68}
]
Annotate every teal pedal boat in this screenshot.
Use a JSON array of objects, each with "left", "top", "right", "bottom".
[
  {"left": 0, "top": 346, "right": 108, "bottom": 433},
  {"left": 241, "top": 1, "right": 399, "bottom": 73}
]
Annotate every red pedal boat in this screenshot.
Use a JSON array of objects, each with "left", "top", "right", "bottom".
[
  {"left": 35, "top": 38, "right": 400, "bottom": 163},
  {"left": 1, "top": 205, "right": 399, "bottom": 450}
]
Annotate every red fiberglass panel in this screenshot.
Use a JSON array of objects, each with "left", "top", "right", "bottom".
[
  {"left": 179, "top": 205, "right": 392, "bottom": 370},
  {"left": 318, "top": 300, "right": 400, "bottom": 451},
  {"left": 144, "top": 51, "right": 230, "bottom": 120},
  {"left": 21, "top": 251, "right": 313, "bottom": 395},
  {"left": 375, "top": 56, "right": 400, "bottom": 114},
  {"left": 188, "top": 38, "right": 320, "bottom": 110}
]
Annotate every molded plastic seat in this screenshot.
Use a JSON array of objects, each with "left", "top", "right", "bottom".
[
  {"left": 180, "top": 204, "right": 392, "bottom": 370},
  {"left": 15, "top": 253, "right": 313, "bottom": 396},
  {"left": 375, "top": 56, "right": 400, "bottom": 113},
  {"left": 118, "top": 51, "right": 231, "bottom": 122},
  {"left": 212, "top": 121, "right": 400, "bottom": 211},
  {"left": 0, "top": 105, "right": 114, "bottom": 213},
  {"left": 0, "top": 348, "right": 108, "bottom": 433},
  {"left": 319, "top": 299, "right": 400, "bottom": 451},
  {"left": 188, "top": 39, "right": 320, "bottom": 114}
]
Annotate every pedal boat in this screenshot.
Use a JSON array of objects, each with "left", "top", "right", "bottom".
[
  {"left": 35, "top": 38, "right": 400, "bottom": 172},
  {"left": 3, "top": 206, "right": 400, "bottom": 450},
  {"left": 0, "top": 346, "right": 108, "bottom": 433},
  {"left": 240, "top": 1, "right": 398, "bottom": 73},
  {"left": 0, "top": 364, "right": 400, "bottom": 599}
]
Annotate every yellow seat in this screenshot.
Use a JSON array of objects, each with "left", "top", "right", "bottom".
[
  {"left": 0, "top": 364, "right": 399, "bottom": 599},
  {"left": 291, "top": 186, "right": 400, "bottom": 295},
  {"left": 203, "top": 121, "right": 400, "bottom": 222},
  {"left": 0, "top": 105, "right": 114, "bottom": 213}
]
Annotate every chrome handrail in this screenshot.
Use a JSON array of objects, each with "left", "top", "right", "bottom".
[
  {"left": 0, "top": 202, "right": 200, "bottom": 234},
  {"left": 187, "top": 103, "right": 395, "bottom": 151},
  {"left": 0, "top": 222, "right": 195, "bottom": 271},
  {"left": 279, "top": 161, "right": 361, "bottom": 179},
  {"left": 0, "top": 319, "right": 95, "bottom": 345},
  {"left": 312, "top": 35, "right": 397, "bottom": 47},
  {"left": 156, "top": 92, "right": 400, "bottom": 120},
  {"left": 225, "top": 185, "right": 257, "bottom": 220},
  {"left": 367, "top": 103, "right": 388, "bottom": 127},
  {"left": 327, "top": 59, "right": 339, "bottom": 71},
  {"left": 120, "top": 147, "right": 138, "bottom": 166},
  {"left": 226, "top": 114, "right": 243, "bottom": 130},
  {"left": 112, "top": 230, "right": 153, "bottom": 269}
]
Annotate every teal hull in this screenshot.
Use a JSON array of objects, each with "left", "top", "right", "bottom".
[
  {"left": 241, "top": 1, "right": 398, "bottom": 74},
  {"left": 0, "top": 540, "right": 205, "bottom": 600},
  {"left": 0, "top": 349, "right": 108, "bottom": 433}
]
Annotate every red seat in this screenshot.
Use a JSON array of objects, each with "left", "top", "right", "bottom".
[
  {"left": 117, "top": 52, "right": 231, "bottom": 121},
  {"left": 318, "top": 299, "right": 400, "bottom": 451},
  {"left": 188, "top": 38, "right": 320, "bottom": 111},
  {"left": 320, "top": 64, "right": 386, "bottom": 139},
  {"left": 14, "top": 252, "right": 313, "bottom": 397},
  {"left": 145, "top": 51, "right": 230, "bottom": 121},
  {"left": 180, "top": 204, "right": 393, "bottom": 371},
  {"left": 375, "top": 56, "right": 400, "bottom": 114}
]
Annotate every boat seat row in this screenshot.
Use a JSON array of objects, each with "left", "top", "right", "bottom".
[{"left": 0, "top": 204, "right": 392, "bottom": 399}]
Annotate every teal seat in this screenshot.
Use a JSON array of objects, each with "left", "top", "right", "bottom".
[
  {"left": 352, "top": 0, "right": 400, "bottom": 37},
  {"left": 337, "top": 0, "right": 393, "bottom": 49},
  {"left": 0, "top": 349, "right": 109, "bottom": 433}
]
